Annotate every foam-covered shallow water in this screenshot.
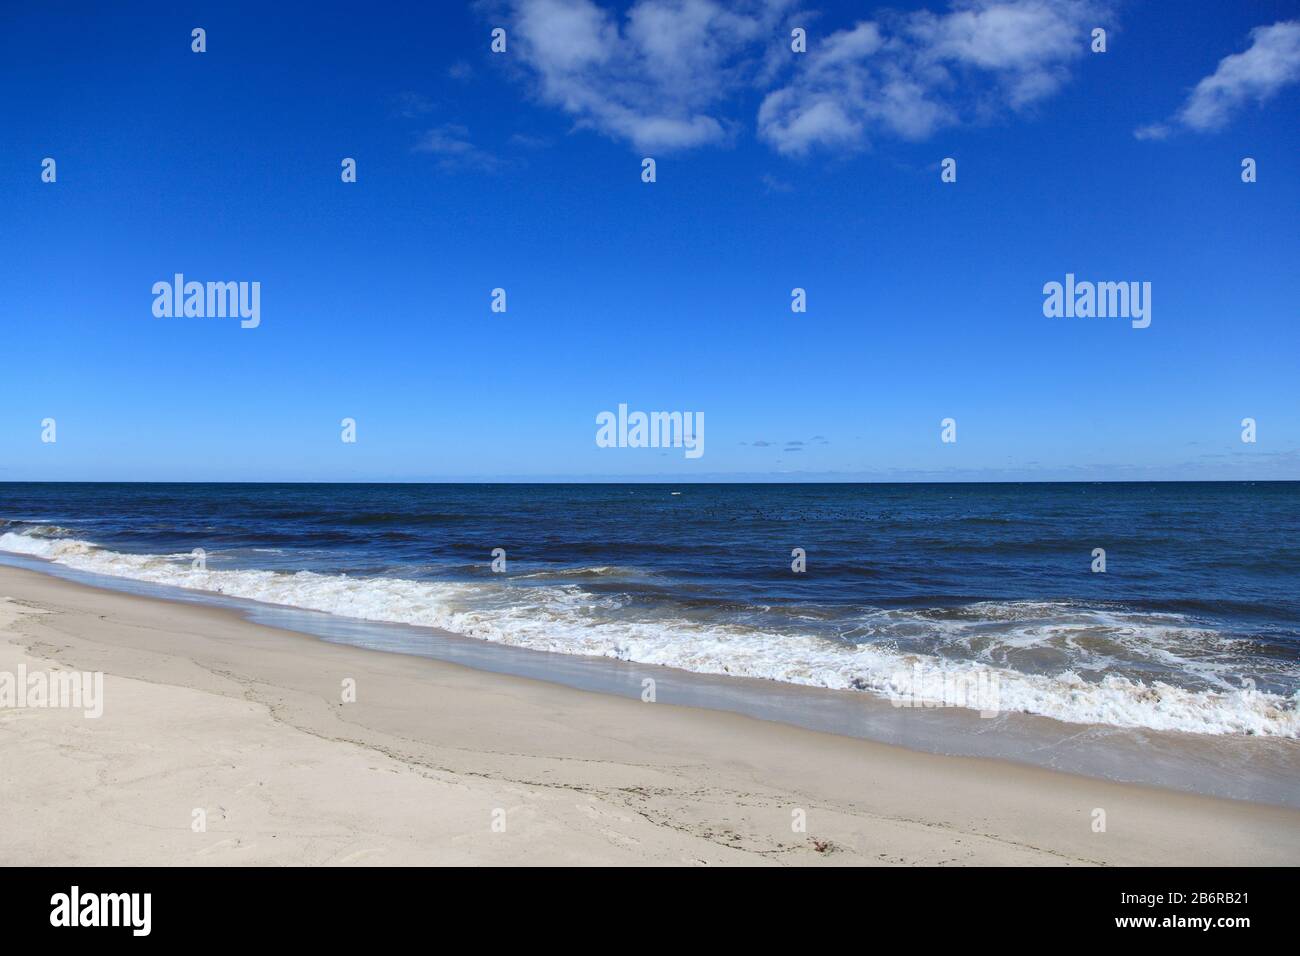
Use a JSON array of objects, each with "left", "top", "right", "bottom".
[
  {"left": 2, "top": 546, "right": 1298, "bottom": 808},
  {"left": 1, "top": 482, "right": 1298, "bottom": 745}
]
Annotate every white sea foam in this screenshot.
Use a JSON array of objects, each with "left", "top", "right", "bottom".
[{"left": 2, "top": 529, "right": 1296, "bottom": 737}]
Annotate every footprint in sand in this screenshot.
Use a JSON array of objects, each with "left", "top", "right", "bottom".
[
  {"left": 196, "top": 837, "right": 254, "bottom": 857},
  {"left": 336, "top": 847, "right": 388, "bottom": 865}
]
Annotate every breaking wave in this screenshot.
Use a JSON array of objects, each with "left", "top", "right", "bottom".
[{"left": 2, "top": 528, "right": 1296, "bottom": 737}]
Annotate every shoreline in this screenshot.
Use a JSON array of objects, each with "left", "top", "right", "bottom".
[
  {"left": 3, "top": 550, "right": 1297, "bottom": 809},
  {"left": 2, "top": 563, "right": 1298, "bottom": 865}
]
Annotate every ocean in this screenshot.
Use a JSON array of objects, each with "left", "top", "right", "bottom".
[{"left": 2, "top": 481, "right": 1298, "bottom": 743}]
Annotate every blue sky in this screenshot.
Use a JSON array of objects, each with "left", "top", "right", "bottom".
[{"left": 2, "top": 0, "right": 1298, "bottom": 481}]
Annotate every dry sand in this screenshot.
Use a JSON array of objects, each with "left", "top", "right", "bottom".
[{"left": 1, "top": 563, "right": 1296, "bottom": 866}]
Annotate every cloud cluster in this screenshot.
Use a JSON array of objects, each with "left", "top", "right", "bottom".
[
  {"left": 510, "top": 0, "right": 793, "bottom": 152},
  {"left": 760, "top": 0, "right": 1100, "bottom": 154},
  {"left": 496, "top": 2, "right": 1299, "bottom": 155},
  {"left": 505, "top": 0, "right": 1103, "bottom": 154},
  {"left": 1136, "top": 19, "right": 1300, "bottom": 139}
]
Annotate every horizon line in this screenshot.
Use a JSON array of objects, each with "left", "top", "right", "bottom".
[{"left": 3, "top": 479, "right": 1298, "bottom": 486}]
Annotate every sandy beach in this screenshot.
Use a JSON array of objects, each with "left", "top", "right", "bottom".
[{"left": 1, "top": 562, "right": 1297, "bottom": 866}]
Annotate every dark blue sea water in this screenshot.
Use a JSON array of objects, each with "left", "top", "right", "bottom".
[{"left": 2, "top": 481, "right": 1298, "bottom": 737}]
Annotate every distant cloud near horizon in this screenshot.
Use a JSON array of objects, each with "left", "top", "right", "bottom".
[
  {"left": 1135, "top": 19, "right": 1300, "bottom": 139},
  {"left": 503, "top": 0, "right": 1106, "bottom": 155},
  {"left": 743, "top": 436, "right": 829, "bottom": 450}
]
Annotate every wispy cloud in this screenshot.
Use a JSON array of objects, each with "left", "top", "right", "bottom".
[
  {"left": 509, "top": 132, "right": 552, "bottom": 148},
  {"left": 1136, "top": 19, "right": 1300, "bottom": 139},
  {"left": 392, "top": 91, "right": 437, "bottom": 118},
  {"left": 413, "top": 124, "right": 508, "bottom": 172},
  {"left": 744, "top": 435, "right": 828, "bottom": 449},
  {"left": 502, "top": 0, "right": 1103, "bottom": 155},
  {"left": 1132, "top": 121, "right": 1169, "bottom": 141},
  {"left": 760, "top": 0, "right": 1103, "bottom": 155}
]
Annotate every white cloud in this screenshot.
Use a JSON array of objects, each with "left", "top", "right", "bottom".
[
  {"left": 509, "top": 0, "right": 794, "bottom": 152},
  {"left": 1177, "top": 20, "right": 1300, "bottom": 132},
  {"left": 1132, "top": 122, "right": 1169, "bottom": 141},
  {"left": 504, "top": 0, "right": 1102, "bottom": 155},
  {"left": 759, "top": 0, "right": 1102, "bottom": 155},
  {"left": 413, "top": 124, "right": 506, "bottom": 172}
]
